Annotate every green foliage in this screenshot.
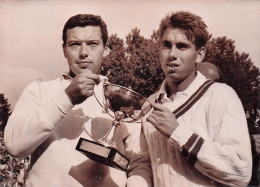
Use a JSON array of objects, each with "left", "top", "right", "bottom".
[
  {"left": 0, "top": 93, "right": 12, "bottom": 131},
  {"left": 204, "top": 36, "right": 260, "bottom": 110}
]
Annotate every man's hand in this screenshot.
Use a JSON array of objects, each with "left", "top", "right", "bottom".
[
  {"left": 65, "top": 70, "right": 100, "bottom": 105},
  {"left": 147, "top": 103, "right": 178, "bottom": 138}
]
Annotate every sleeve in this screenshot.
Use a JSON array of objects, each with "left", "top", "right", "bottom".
[
  {"left": 4, "top": 81, "right": 73, "bottom": 157},
  {"left": 168, "top": 85, "right": 252, "bottom": 187},
  {"left": 124, "top": 123, "right": 153, "bottom": 187}
]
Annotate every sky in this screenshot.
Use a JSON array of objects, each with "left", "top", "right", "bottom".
[{"left": 0, "top": 0, "right": 260, "bottom": 108}]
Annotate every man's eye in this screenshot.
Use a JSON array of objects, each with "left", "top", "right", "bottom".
[
  {"left": 69, "top": 43, "right": 80, "bottom": 47},
  {"left": 161, "top": 41, "right": 171, "bottom": 48},
  {"left": 176, "top": 43, "right": 189, "bottom": 49},
  {"left": 88, "top": 42, "right": 99, "bottom": 46}
]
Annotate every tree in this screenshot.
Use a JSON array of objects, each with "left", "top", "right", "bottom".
[
  {"left": 125, "top": 28, "right": 164, "bottom": 97},
  {"left": 0, "top": 93, "right": 12, "bottom": 131},
  {"left": 101, "top": 29, "right": 164, "bottom": 98},
  {"left": 204, "top": 36, "right": 260, "bottom": 111},
  {"left": 100, "top": 34, "right": 129, "bottom": 86}
]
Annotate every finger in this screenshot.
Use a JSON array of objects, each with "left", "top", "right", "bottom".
[
  {"left": 84, "top": 79, "right": 97, "bottom": 86},
  {"left": 82, "top": 84, "right": 94, "bottom": 92},
  {"left": 148, "top": 113, "right": 160, "bottom": 122},
  {"left": 147, "top": 116, "right": 163, "bottom": 132},
  {"left": 150, "top": 103, "right": 170, "bottom": 112},
  {"left": 80, "top": 88, "right": 94, "bottom": 97},
  {"left": 152, "top": 110, "right": 164, "bottom": 116},
  {"left": 147, "top": 116, "right": 158, "bottom": 126},
  {"left": 81, "top": 71, "right": 100, "bottom": 84},
  {"left": 76, "top": 76, "right": 99, "bottom": 86}
]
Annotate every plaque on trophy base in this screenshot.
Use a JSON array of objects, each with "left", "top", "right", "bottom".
[{"left": 76, "top": 137, "right": 129, "bottom": 171}]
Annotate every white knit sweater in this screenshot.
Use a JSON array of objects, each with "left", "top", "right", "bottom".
[
  {"left": 4, "top": 75, "right": 152, "bottom": 187},
  {"left": 142, "top": 72, "right": 252, "bottom": 187}
]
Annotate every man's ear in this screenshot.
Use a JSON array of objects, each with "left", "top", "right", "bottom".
[
  {"left": 196, "top": 47, "right": 206, "bottom": 63},
  {"left": 62, "top": 43, "right": 67, "bottom": 58},
  {"left": 103, "top": 44, "right": 111, "bottom": 57}
]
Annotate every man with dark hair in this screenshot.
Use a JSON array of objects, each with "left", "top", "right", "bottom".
[
  {"left": 142, "top": 11, "right": 252, "bottom": 186},
  {"left": 62, "top": 14, "right": 108, "bottom": 54},
  {"left": 4, "top": 14, "right": 152, "bottom": 187}
]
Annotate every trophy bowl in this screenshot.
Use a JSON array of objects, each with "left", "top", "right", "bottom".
[
  {"left": 76, "top": 82, "right": 152, "bottom": 171},
  {"left": 102, "top": 83, "right": 152, "bottom": 122}
]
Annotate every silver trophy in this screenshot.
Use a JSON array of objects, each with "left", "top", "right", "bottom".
[{"left": 76, "top": 82, "right": 152, "bottom": 171}]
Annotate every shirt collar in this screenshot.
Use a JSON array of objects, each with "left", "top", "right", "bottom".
[{"left": 155, "top": 71, "right": 207, "bottom": 102}]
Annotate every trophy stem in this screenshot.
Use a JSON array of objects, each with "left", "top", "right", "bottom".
[
  {"left": 101, "top": 124, "right": 116, "bottom": 147},
  {"left": 101, "top": 111, "right": 125, "bottom": 147}
]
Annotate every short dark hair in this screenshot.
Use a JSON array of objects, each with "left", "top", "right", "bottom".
[
  {"left": 159, "top": 11, "right": 209, "bottom": 50},
  {"left": 62, "top": 14, "right": 108, "bottom": 46}
]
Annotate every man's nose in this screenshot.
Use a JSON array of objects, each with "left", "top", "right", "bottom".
[
  {"left": 79, "top": 43, "right": 89, "bottom": 59},
  {"left": 169, "top": 46, "right": 177, "bottom": 57}
]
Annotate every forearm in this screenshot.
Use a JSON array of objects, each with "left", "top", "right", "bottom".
[
  {"left": 196, "top": 140, "right": 252, "bottom": 187},
  {"left": 125, "top": 124, "right": 153, "bottom": 187},
  {"left": 169, "top": 123, "right": 252, "bottom": 187},
  {"left": 4, "top": 81, "right": 73, "bottom": 157},
  {"left": 5, "top": 99, "right": 61, "bottom": 156},
  {"left": 127, "top": 151, "right": 152, "bottom": 187}
]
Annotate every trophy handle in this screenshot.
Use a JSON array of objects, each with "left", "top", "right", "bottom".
[
  {"left": 94, "top": 82, "right": 116, "bottom": 120},
  {"left": 93, "top": 82, "right": 105, "bottom": 110}
]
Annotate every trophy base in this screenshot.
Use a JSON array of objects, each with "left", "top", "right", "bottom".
[{"left": 76, "top": 137, "right": 130, "bottom": 172}]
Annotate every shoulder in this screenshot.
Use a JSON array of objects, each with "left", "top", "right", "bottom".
[
  {"left": 26, "top": 77, "right": 61, "bottom": 88},
  {"left": 38, "top": 77, "right": 63, "bottom": 89},
  {"left": 205, "top": 82, "right": 243, "bottom": 110},
  {"left": 23, "top": 77, "right": 63, "bottom": 97},
  {"left": 208, "top": 82, "right": 238, "bottom": 98},
  {"left": 196, "top": 72, "right": 237, "bottom": 97}
]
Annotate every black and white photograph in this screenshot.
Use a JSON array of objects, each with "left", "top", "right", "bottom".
[{"left": 0, "top": 0, "right": 259, "bottom": 186}]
